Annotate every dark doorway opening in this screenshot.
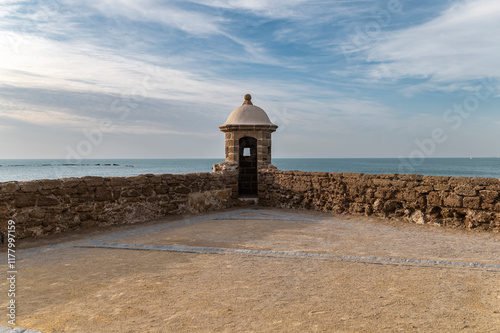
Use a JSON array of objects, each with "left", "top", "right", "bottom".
[{"left": 238, "top": 137, "right": 258, "bottom": 197}]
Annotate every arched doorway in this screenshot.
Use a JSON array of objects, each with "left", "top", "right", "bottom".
[{"left": 238, "top": 137, "right": 258, "bottom": 196}]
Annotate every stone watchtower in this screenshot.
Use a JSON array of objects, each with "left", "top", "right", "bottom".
[{"left": 214, "top": 94, "right": 278, "bottom": 197}]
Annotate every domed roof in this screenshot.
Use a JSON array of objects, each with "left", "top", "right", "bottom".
[{"left": 222, "top": 94, "right": 276, "bottom": 126}]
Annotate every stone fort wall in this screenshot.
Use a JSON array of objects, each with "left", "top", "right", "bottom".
[
  {"left": 2, "top": 169, "right": 500, "bottom": 239},
  {"left": 0, "top": 172, "right": 237, "bottom": 238},
  {"left": 259, "top": 170, "right": 500, "bottom": 232}
]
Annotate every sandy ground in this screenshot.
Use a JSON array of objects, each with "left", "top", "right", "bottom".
[{"left": 1, "top": 207, "right": 500, "bottom": 332}]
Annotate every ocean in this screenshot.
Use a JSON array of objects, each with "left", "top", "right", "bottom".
[
  {"left": 0, "top": 158, "right": 500, "bottom": 182},
  {"left": 0, "top": 158, "right": 499, "bottom": 183}
]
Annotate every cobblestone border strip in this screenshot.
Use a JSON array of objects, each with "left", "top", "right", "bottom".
[
  {"left": 0, "top": 327, "right": 43, "bottom": 333},
  {"left": 76, "top": 243, "right": 500, "bottom": 271}
]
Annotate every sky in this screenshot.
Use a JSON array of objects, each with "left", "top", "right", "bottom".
[{"left": 0, "top": 0, "right": 499, "bottom": 160}]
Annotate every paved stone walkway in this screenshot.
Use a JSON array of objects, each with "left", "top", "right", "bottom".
[
  {"left": 2, "top": 207, "right": 499, "bottom": 332},
  {"left": 75, "top": 208, "right": 500, "bottom": 271}
]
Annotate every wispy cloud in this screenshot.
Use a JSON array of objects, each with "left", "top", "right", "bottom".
[
  {"left": 364, "top": 0, "right": 500, "bottom": 90},
  {"left": 89, "top": 0, "right": 224, "bottom": 36}
]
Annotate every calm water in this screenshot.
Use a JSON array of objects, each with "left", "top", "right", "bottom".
[{"left": 0, "top": 158, "right": 499, "bottom": 182}]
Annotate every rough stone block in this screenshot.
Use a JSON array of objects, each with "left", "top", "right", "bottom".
[
  {"left": 479, "top": 190, "right": 498, "bottom": 203},
  {"left": 63, "top": 179, "right": 82, "bottom": 188},
  {"left": 155, "top": 185, "right": 169, "bottom": 195},
  {"left": 427, "top": 191, "right": 442, "bottom": 206},
  {"left": 129, "top": 175, "right": 148, "bottom": 186},
  {"left": 486, "top": 184, "right": 500, "bottom": 191},
  {"left": 20, "top": 181, "right": 41, "bottom": 192},
  {"left": 175, "top": 187, "right": 192, "bottom": 194},
  {"left": 434, "top": 183, "right": 450, "bottom": 191},
  {"left": 121, "top": 189, "right": 141, "bottom": 197},
  {"left": 3, "top": 182, "right": 20, "bottom": 193},
  {"left": 64, "top": 185, "right": 88, "bottom": 195},
  {"left": 398, "top": 174, "right": 423, "bottom": 182},
  {"left": 423, "top": 175, "right": 449, "bottom": 184},
  {"left": 29, "top": 208, "right": 46, "bottom": 219},
  {"left": 415, "top": 186, "right": 433, "bottom": 194},
  {"left": 38, "top": 195, "right": 60, "bottom": 206},
  {"left": 392, "top": 180, "right": 407, "bottom": 188},
  {"left": 142, "top": 186, "right": 154, "bottom": 197},
  {"left": 147, "top": 196, "right": 160, "bottom": 203},
  {"left": 463, "top": 196, "right": 481, "bottom": 209},
  {"left": 76, "top": 205, "right": 93, "bottom": 212},
  {"left": 41, "top": 179, "right": 62, "bottom": 190},
  {"left": 373, "top": 179, "right": 392, "bottom": 187},
  {"left": 443, "top": 193, "right": 463, "bottom": 208},
  {"left": 148, "top": 175, "right": 162, "bottom": 184},
  {"left": 410, "top": 210, "right": 426, "bottom": 224},
  {"left": 123, "top": 197, "right": 141, "bottom": 203},
  {"left": 83, "top": 176, "right": 104, "bottom": 186},
  {"left": 109, "top": 177, "right": 129, "bottom": 187},
  {"left": 481, "top": 203, "right": 494, "bottom": 210},
  {"left": 454, "top": 184, "right": 477, "bottom": 197},
  {"left": 374, "top": 189, "right": 388, "bottom": 199},
  {"left": 14, "top": 193, "right": 37, "bottom": 208},
  {"left": 95, "top": 187, "right": 113, "bottom": 201}
]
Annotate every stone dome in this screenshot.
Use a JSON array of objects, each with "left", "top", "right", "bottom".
[{"left": 222, "top": 94, "right": 276, "bottom": 126}]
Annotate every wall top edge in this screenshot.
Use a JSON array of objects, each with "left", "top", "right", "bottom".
[
  {"left": 259, "top": 169, "right": 500, "bottom": 183},
  {"left": 0, "top": 171, "right": 235, "bottom": 185}
]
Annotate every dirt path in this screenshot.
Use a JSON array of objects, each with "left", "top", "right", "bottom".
[{"left": 1, "top": 208, "right": 499, "bottom": 332}]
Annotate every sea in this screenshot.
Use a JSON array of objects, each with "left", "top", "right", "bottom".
[{"left": 0, "top": 158, "right": 499, "bottom": 183}]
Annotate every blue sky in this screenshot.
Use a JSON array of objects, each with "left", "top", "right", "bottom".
[{"left": 0, "top": 0, "right": 499, "bottom": 159}]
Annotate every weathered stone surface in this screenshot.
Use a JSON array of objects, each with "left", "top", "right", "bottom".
[
  {"left": 3, "top": 182, "right": 20, "bottom": 193},
  {"left": 95, "top": 187, "right": 113, "bottom": 201},
  {"left": 20, "top": 181, "right": 41, "bottom": 192},
  {"left": 41, "top": 179, "right": 62, "bottom": 190},
  {"left": 109, "top": 177, "right": 129, "bottom": 187},
  {"left": 148, "top": 175, "right": 162, "bottom": 184},
  {"left": 187, "top": 189, "right": 231, "bottom": 213},
  {"left": 142, "top": 186, "right": 154, "bottom": 197},
  {"left": 0, "top": 171, "right": 238, "bottom": 238},
  {"left": 258, "top": 170, "right": 500, "bottom": 232},
  {"left": 434, "top": 183, "right": 451, "bottom": 191},
  {"left": 155, "top": 185, "right": 169, "bottom": 195},
  {"left": 463, "top": 196, "right": 481, "bottom": 209},
  {"left": 415, "top": 186, "right": 433, "bottom": 194},
  {"left": 29, "top": 208, "right": 46, "bottom": 219},
  {"left": 455, "top": 184, "right": 477, "bottom": 197},
  {"left": 480, "top": 190, "right": 498, "bottom": 203},
  {"left": 175, "top": 187, "right": 192, "bottom": 194},
  {"left": 410, "top": 210, "right": 426, "bottom": 224},
  {"left": 2, "top": 168, "right": 499, "bottom": 238},
  {"left": 121, "top": 189, "right": 141, "bottom": 197},
  {"left": 38, "top": 195, "right": 60, "bottom": 206},
  {"left": 63, "top": 179, "right": 82, "bottom": 188},
  {"left": 83, "top": 176, "right": 104, "bottom": 186},
  {"left": 14, "top": 193, "right": 38, "bottom": 208},
  {"left": 443, "top": 193, "right": 463, "bottom": 208},
  {"left": 427, "top": 191, "right": 442, "bottom": 206},
  {"left": 76, "top": 204, "right": 94, "bottom": 212}
]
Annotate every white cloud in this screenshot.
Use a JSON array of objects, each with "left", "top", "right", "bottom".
[
  {"left": 366, "top": 0, "right": 500, "bottom": 89},
  {"left": 89, "top": 0, "right": 223, "bottom": 36},
  {"left": 189, "top": 0, "right": 308, "bottom": 17}
]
